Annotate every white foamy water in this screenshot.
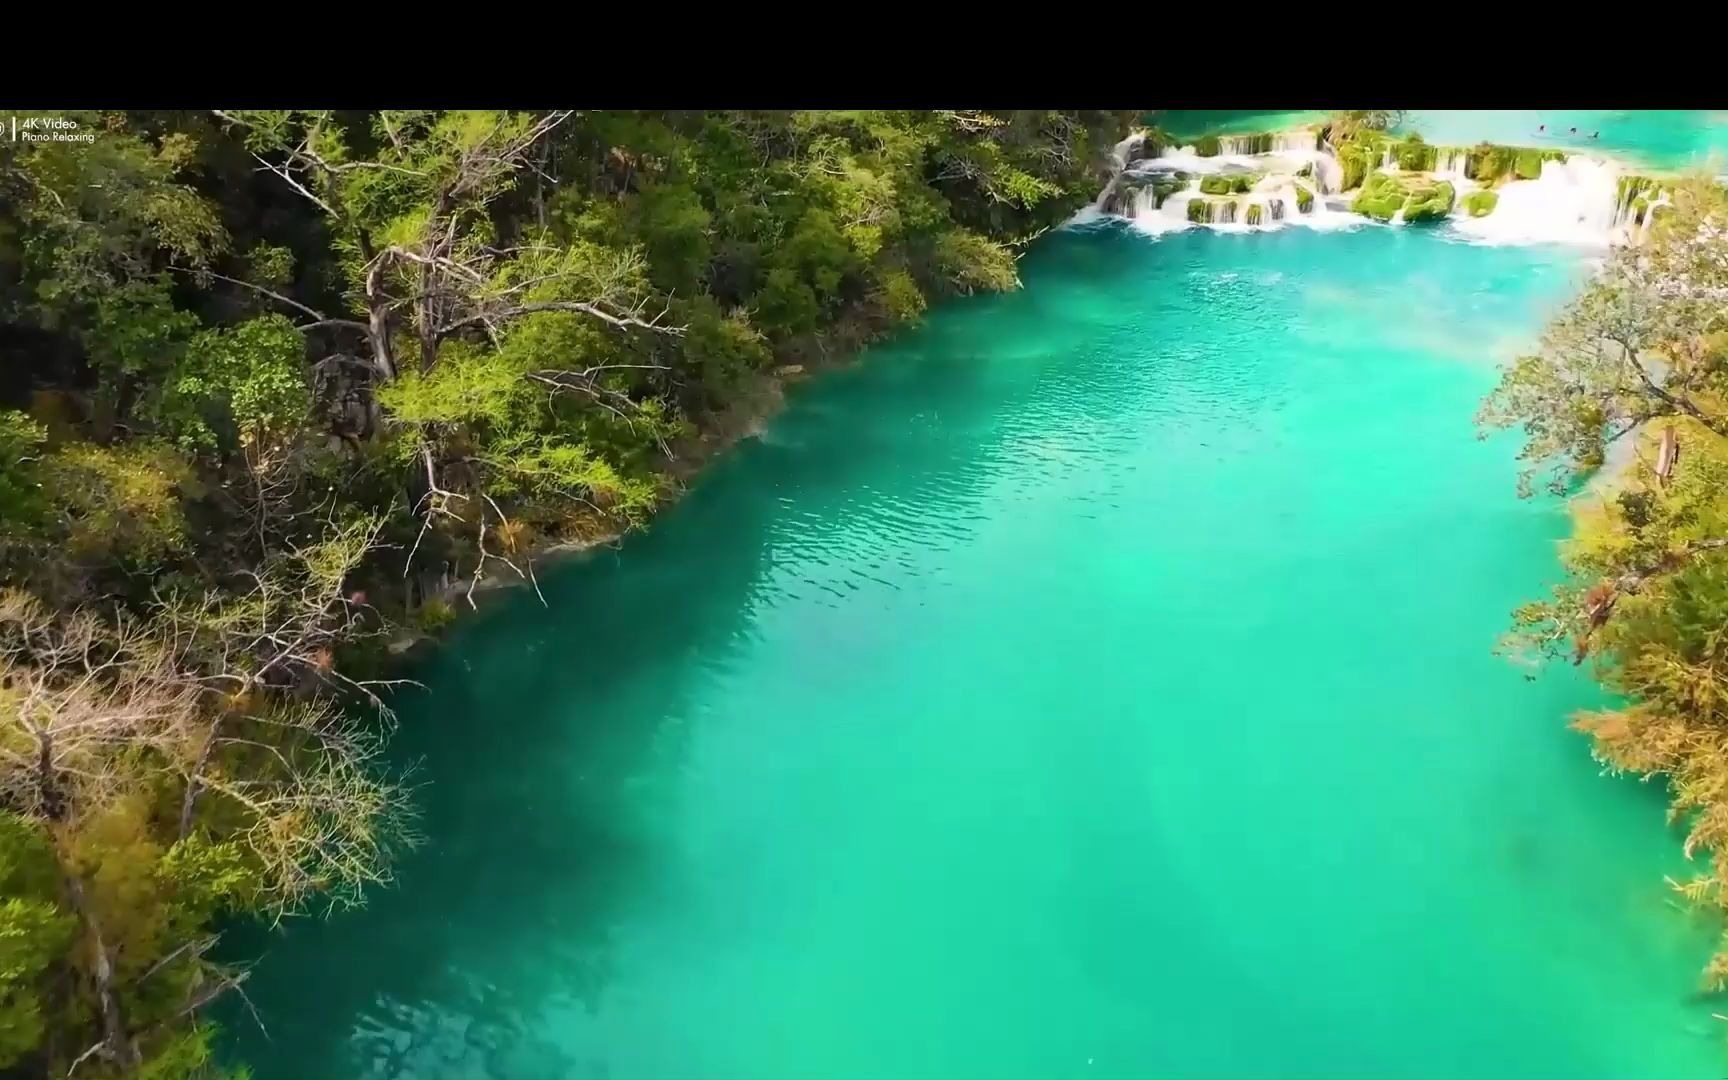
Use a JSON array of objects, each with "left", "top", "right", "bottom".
[
  {"left": 1451, "top": 157, "right": 1625, "bottom": 247},
  {"left": 1090, "top": 128, "right": 1678, "bottom": 249}
]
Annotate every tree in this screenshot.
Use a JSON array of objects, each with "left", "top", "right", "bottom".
[
  {"left": 1484, "top": 174, "right": 1728, "bottom": 987},
  {"left": 0, "top": 514, "right": 411, "bottom": 1074}
]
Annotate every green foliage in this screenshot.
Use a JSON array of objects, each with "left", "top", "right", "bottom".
[
  {"left": 875, "top": 268, "right": 928, "bottom": 324},
  {"left": 0, "top": 412, "right": 47, "bottom": 529},
  {"left": 931, "top": 230, "right": 1018, "bottom": 295},
  {"left": 137, "top": 1023, "right": 246, "bottom": 1080},
  {"left": 0, "top": 897, "right": 73, "bottom": 1068},
  {"left": 157, "top": 836, "right": 259, "bottom": 931},
  {"left": 1199, "top": 173, "right": 1256, "bottom": 196},
  {"left": 1395, "top": 133, "right": 1437, "bottom": 172},
  {"left": 1463, "top": 189, "right": 1499, "bottom": 217},
  {"left": 1466, "top": 143, "right": 1518, "bottom": 184},
  {"left": 159, "top": 315, "right": 309, "bottom": 454},
  {"left": 754, "top": 266, "right": 821, "bottom": 336},
  {"left": 85, "top": 277, "right": 201, "bottom": 383},
  {"left": 1325, "top": 110, "right": 1402, "bottom": 143},
  {"left": 39, "top": 442, "right": 195, "bottom": 564},
  {"left": 1334, "top": 137, "right": 1384, "bottom": 193},
  {"left": 414, "top": 595, "right": 457, "bottom": 634},
  {"left": 1351, "top": 172, "right": 1406, "bottom": 222},
  {"left": 1484, "top": 174, "right": 1728, "bottom": 992},
  {"left": 0, "top": 814, "right": 72, "bottom": 1070},
  {"left": 1401, "top": 181, "right": 1455, "bottom": 223},
  {"left": 1481, "top": 180, "right": 1728, "bottom": 495},
  {"left": 0, "top": 108, "right": 1136, "bottom": 1074},
  {"left": 1351, "top": 173, "right": 1454, "bottom": 223}
]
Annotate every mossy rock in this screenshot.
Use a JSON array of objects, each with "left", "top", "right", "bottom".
[
  {"left": 1293, "top": 182, "right": 1314, "bottom": 214},
  {"left": 1466, "top": 143, "right": 1564, "bottom": 185},
  {"left": 1199, "top": 172, "right": 1257, "bottom": 196},
  {"left": 1351, "top": 172, "right": 1455, "bottom": 224},
  {"left": 1401, "top": 181, "right": 1455, "bottom": 223},
  {"left": 1351, "top": 172, "right": 1406, "bottom": 222},
  {"left": 1150, "top": 174, "right": 1188, "bottom": 209},
  {"left": 1186, "top": 198, "right": 1209, "bottom": 223},
  {"left": 1226, "top": 132, "right": 1273, "bottom": 155},
  {"left": 1467, "top": 143, "right": 1516, "bottom": 183},
  {"left": 1336, "top": 142, "right": 1373, "bottom": 192},
  {"left": 1513, "top": 147, "right": 1567, "bottom": 180},
  {"left": 1245, "top": 204, "right": 1264, "bottom": 226},
  {"left": 1395, "top": 134, "right": 1437, "bottom": 172},
  {"left": 1462, "top": 189, "right": 1498, "bottom": 217},
  {"left": 1194, "top": 135, "right": 1221, "bottom": 157},
  {"left": 1296, "top": 163, "right": 1314, "bottom": 179}
]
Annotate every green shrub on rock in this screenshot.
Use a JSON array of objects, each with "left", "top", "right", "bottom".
[
  {"left": 1351, "top": 173, "right": 1406, "bottom": 222},
  {"left": 1401, "top": 181, "right": 1455, "bottom": 223},
  {"left": 1514, "top": 147, "right": 1567, "bottom": 180},
  {"left": 1462, "top": 189, "right": 1499, "bottom": 217},
  {"left": 1351, "top": 173, "right": 1455, "bottom": 224},
  {"left": 1199, "top": 173, "right": 1257, "bottom": 196},
  {"left": 1396, "top": 134, "right": 1437, "bottom": 172},
  {"left": 1337, "top": 144, "right": 1368, "bottom": 192}
]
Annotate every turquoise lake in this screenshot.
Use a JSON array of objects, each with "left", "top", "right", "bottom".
[
  {"left": 1160, "top": 109, "right": 1728, "bottom": 172},
  {"left": 230, "top": 219, "right": 1727, "bottom": 1077}
]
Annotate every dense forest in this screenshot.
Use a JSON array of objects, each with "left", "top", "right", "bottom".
[
  {"left": 6, "top": 105, "right": 1728, "bottom": 1078},
  {"left": 0, "top": 109, "right": 1136, "bottom": 1078},
  {"left": 1479, "top": 177, "right": 1728, "bottom": 981}
]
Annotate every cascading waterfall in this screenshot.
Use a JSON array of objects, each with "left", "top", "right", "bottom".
[
  {"left": 1452, "top": 156, "right": 1626, "bottom": 246},
  {"left": 1089, "top": 126, "right": 1675, "bottom": 248}
]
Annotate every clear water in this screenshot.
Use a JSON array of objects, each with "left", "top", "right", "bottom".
[
  {"left": 229, "top": 225, "right": 1727, "bottom": 1078},
  {"left": 1158, "top": 109, "right": 1728, "bottom": 172}
]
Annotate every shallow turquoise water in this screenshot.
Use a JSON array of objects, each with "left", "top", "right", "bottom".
[
  {"left": 1159, "top": 109, "right": 1728, "bottom": 171},
  {"left": 231, "top": 225, "right": 1725, "bottom": 1078}
]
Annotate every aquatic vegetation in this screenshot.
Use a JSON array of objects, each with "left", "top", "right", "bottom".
[
  {"left": 1351, "top": 172, "right": 1455, "bottom": 223},
  {"left": 1463, "top": 189, "right": 1499, "bottom": 217}
]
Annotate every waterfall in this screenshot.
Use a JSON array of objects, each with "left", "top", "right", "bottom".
[
  {"left": 1639, "top": 192, "right": 1670, "bottom": 244},
  {"left": 1089, "top": 125, "right": 1657, "bottom": 246},
  {"left": 1312, "top": 150, "right": 1342, "bottom": 195},
  {"left": 1452, "top": 156, "right": 1625, "bottom": 246},
  {"left": 1111, "top": 132, "right": 1145, "bottom": 170}
]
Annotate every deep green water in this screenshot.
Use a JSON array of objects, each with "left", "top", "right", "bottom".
[{"left": 231, "top": 225, "right": 1728, "bottom": 1078}]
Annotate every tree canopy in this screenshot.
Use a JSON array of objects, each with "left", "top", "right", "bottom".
[
  {"left": 0, "top": 108, "right": 1133, "bottom": 1077},
  {"left": 1481, "top": 176, "right": 1728, "bottom": 985}
]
